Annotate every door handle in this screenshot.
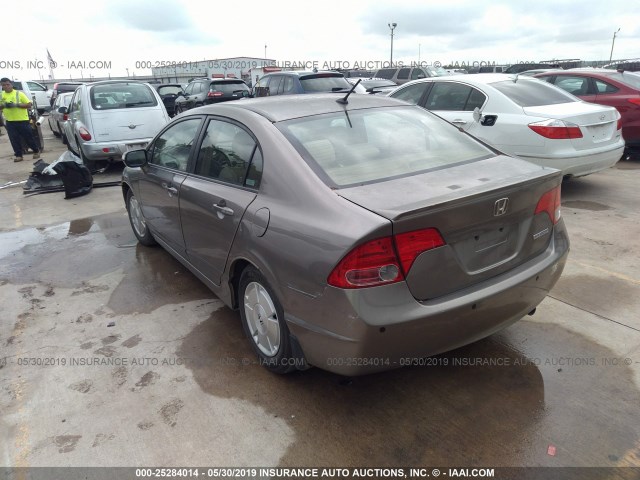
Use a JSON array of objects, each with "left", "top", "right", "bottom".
[
  {"left": 161, "top": 182, "right": 178, "bottom": 195},
  {"left": 451, "top": 119, "right": 466, "bottom": 125},
  {"left": 213, "top": 203, "right": 234, "bottom": 216}
]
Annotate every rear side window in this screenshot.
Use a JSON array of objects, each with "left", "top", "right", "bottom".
[
  {"left": 397, "top": 68, "right": 410, "bottom": 80},
  {"left": 594, "top": 79, "right": 618, "bottom": 94},
  {"left": 491, "top": 79, "right": 577, "bottom": 107},
  {"left": 90, "top": 83, "right": 158, "bottom": 110},
  {"left": 376, "top": 69, "right": 397, "bottom": 80},
  {"left": 411, "top": 68, "right": 427, "bottom": 80},
  {"left": 391, "top": 83, "right": 429, "bottom": 105},
  {"left": 299, "top": 74, "right": 351, "bottom": 92},
  {"left": 425, "top": 82, "right": 478, "bottom": 111},
  {"left": 277, "top": 106, "right": 492, "bottom": 187}
]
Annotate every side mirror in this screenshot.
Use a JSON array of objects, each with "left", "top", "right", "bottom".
[
  {"left": 123, "top": 149, "right": 148, "bottom": 168},
  {"left": 58, "top": 106, "right": 68, "bottom": 114},
  {"left": 473, "top": 107, "right": 482, "bottom": 123}
]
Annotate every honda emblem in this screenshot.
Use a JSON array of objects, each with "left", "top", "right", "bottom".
[{"left": 494, "top": 198, "right": 509, "bottom": 216}]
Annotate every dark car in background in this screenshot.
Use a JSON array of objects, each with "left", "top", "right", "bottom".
[
  {"left": 174, "top": 78, "right": 251, "bottom": 114},
  {"left": 49, "top": 82, "right": 83, "bottom": 107},
  {"left": 253, "top": 71, "right": 352, "bottom": 97},
  {"left": 535, "top": 69, "right": 640, "bottom": 154},
  {"left": 153, "top": 83, "right": 183, "bottom": 117}
]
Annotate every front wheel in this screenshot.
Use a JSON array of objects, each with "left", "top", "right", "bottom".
[
  {"left": 239, "top": 267, "right": 297, "bottom": 374},
  {"left": 126, "top": 190, "right": 156, "bottom": 246}
]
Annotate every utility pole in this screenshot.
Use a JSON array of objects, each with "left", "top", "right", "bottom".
[
  {"left": 609, "top": 28, "right": 620, "bottom": 63},
  {"left": 388, "top": 23, "right": 397, "bottom": 65}
]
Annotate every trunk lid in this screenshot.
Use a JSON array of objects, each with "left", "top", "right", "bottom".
[
  {"left": 524, "top": 102, "right": 620, "bottom": 151},
  {"left": 89, "top": 108, "right": 168, "bottom": 142},
  {"left": 337, "top": 156, "right": 562, "bottom": 300}
]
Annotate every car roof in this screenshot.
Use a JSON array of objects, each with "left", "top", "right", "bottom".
[
  {"left": 264, "top": 70, "right": 342, "bottom": 77},
  {"left": 404, "top": 73, "right": 527, "bottom": 85},
  {"left": 85, "top": 80, "right": 150, "bottom": 86},
  {"left": 184, "top": 93, "right": 411, "bottom": 122}
]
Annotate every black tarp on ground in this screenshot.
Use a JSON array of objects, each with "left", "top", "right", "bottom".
[{"left": 23, "top": 152, "right": 93, "bottom": 199}]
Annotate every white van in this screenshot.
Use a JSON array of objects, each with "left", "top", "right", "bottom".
[{"left": 60, "top": 81, "right": 170, "bottom": 169}]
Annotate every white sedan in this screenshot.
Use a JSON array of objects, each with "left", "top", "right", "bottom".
[{"left": 388, "top": 74, "right": 624, "bottom": 178}]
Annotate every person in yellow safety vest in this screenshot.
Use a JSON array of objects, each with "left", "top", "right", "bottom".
[{"left": 0, "top": 77, "right": 41, "bottom": 162}]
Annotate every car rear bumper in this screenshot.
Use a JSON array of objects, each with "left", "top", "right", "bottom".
[
  {"left": 285, "top": 222, "right": 569, "bottom": 376},
  {"left": 81, "top": 139, "right": 151, "bottom": 161},
  {"left": 516, "top": 143, "right": 624, "bottom": 177}
]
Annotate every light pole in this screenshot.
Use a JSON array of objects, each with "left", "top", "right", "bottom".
[
  {"left": 609, "top": 28, "right": 620, "bottom": 63},
  {"left": 388, "top": 23, "right": 397, "bottom": 65}
]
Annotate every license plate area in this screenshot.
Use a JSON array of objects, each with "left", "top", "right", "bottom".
[
  {"left": 453, "top": 224, "right": 519, "bottom": 273},
  {"left": 126, "top": 142, "right": 147, "bottom": 151},
  {"left": 586, "top": 123, "right": 613, "bottom": 143}
]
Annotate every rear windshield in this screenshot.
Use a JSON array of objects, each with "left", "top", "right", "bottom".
[
  {"left": 209, "top": 81, "right": 250, "bottom": 93},
  {"left": 299, "top": 75, "right": 351, "bottom": 93},
  {"left": 157, "top": 85, "right": 182, "bottom": 95},
  {"left": 491, "top": 79, "right": 578, "bottom": 107},
  {"left": 57, "top": 84, "right": 82, "bottom": 93},
  {"left": 606, "top": 72, "right": 640, "bottom": 90},
  {"left": 90, "top": 83, "right": 158, "bottom": 110},
  {"left": 277, "top": 106, "right": 493, "bottom": 187}
]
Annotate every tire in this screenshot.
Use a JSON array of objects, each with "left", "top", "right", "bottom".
[
  {"left": 52, "top": 122, "right": 61, "bottom": 138},
  {"left": 76, "top": 137, "right": 97, "bottom": 172},
  {"left": 49, "top": 118, "right": 60, "bottom": 137},
  {"left": 126, "top": 190, "right": 156, "bottom": 246},
  {"left": 239, "top": 266, "right": 297, "bottom": 374}
]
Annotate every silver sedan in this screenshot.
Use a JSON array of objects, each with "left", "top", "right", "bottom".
[{"left": 122, "top": 94, "right": 569, "bottom": 376}]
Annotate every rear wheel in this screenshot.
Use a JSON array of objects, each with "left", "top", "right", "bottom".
[
  {"left": 239, "top": 266, "right": 297, "bottom": 374},
  {"left": 126, "top": 190, "right": 156, "bottom": 246},
  {"left": 76, "top": 137, "right": 97, "bottom": 172},
  {"left": 50, "top": 118, "right": 60, "bottom": 137}
]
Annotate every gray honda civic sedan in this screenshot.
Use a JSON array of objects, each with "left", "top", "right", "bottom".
[{"left": 121, "top": 93, "right": 569, "bottom": 376}]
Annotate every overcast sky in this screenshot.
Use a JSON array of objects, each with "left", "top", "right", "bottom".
[{"left": 2, "top": 0, "right": 639, "bottom": 81}]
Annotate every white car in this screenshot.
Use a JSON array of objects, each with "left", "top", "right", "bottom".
[
  {"left": 11, "top": 80, "right": 52, "bottom": 113},
  {"left": 60, "top": 80, "right": 170, "bottom": 170},
  {"left": 388, "top": 74, "right": 624, "bottom": 178}
]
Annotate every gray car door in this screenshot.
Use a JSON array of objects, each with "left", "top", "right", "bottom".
[
  {"left": 180, "top": 118, "right": 261, "bottom": 286},
  {"left": 137, "top": 117, "right": 203, "bottom": 256}
]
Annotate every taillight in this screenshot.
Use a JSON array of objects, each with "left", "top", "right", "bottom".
[
  {"left": 79, "top": 127, "right": 91, "bottom": 141},
  {"left": 628, "top": 97, "right": 640, "bottom": 106},
  {"left": 395, "top": 228, "right": 445, "bottom": 273},
  {"left": 63, "top": 114, "right": 68, "bottom": 121},
  {"left": 535, "top": 186, "right": 562, "bottom": 224},
  {"left": 528, "top": 119, "right": 583, "bottom": 139},
  {"left": 327, "top": 228, "right": 445, "bottom": 289},
  {"left": 208, "top": 91, "right": 223, "bottom": 97},
  {"left": 617, "top": 118, "right": 623, "bottom": 130}
]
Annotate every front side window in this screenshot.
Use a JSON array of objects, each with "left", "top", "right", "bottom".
[
  {"left": 425, "top": 82, "right": 473, "bottom": 111},
  {"left": 277, "top": 106, "right": 493, "bottom": 187},
  {"left": 150, "top": 118, "right": 201, "bottom": 171},
  {"left": 268, "top": 76, "right": 283, "bottom": 95},
  {"left": 554, "top": 76, "right": 590, "bottom": 96},
  {"left": 194, "top": 119, "right": 259, "bottom": 187},
  {"left": 411, "top": 68, "right": 427, "bottom": 80},
  {"left": 27, "top": 82, "right": 45, "bottom": 92}
]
